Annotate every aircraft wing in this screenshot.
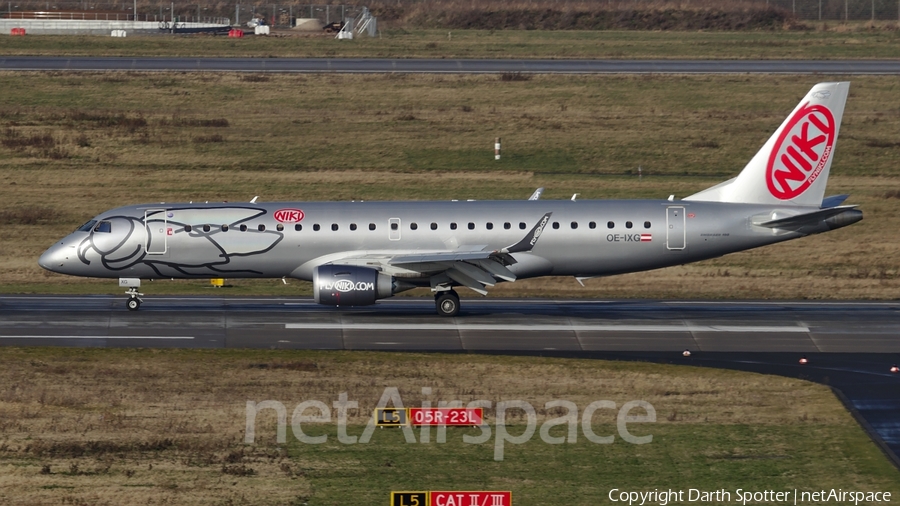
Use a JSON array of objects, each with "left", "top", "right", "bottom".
[
  {"left": 390, "top": 251, "right": 496, "bottom": 264},
  {"left": 322, "top": 212, "right": 552, "bottom": 295}
]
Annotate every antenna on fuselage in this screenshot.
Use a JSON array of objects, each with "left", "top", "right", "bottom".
[
  {"left": 571, "top": 194, "right": 579, "bottom": 201},
  {"left": 250, "top": 196, "right": 259, "bottom": 203}
]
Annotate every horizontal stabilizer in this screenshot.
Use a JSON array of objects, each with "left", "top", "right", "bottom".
[
  {"left": 821, "top": 194, "right": 850, "bottom": 208},
  {"left": 757, "top": 205, "right": 860, "bottom": 231}
]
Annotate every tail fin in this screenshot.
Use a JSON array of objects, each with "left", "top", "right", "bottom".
[{"left": 685, "top": 82, "right": 849, "bottom": 207}]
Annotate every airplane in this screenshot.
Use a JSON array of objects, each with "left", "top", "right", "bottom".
[{"left": 38, "top": 82, "right": 862, "bottom": 317}]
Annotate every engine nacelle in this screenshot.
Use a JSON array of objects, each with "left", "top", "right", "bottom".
[{"left": 313, "top": 265, "right": 395, "bottom": 306}]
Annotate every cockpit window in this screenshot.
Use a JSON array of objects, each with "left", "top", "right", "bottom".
[
  {"left": 93, "top": 221, "right": 111, "bottom": 233},
  {"left": 76, "top": 220, "right": 97, "bottom": 232}
]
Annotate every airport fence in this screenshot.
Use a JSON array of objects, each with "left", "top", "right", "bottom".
[
  {"left": 767, "top": 0, "right": 900, "bottom": 20},
  {"left": 1, "top": 2, "right": 360, "bottom": 28},
  {"left": 3, "top": 0, "right": 899, "bottom": 28}
]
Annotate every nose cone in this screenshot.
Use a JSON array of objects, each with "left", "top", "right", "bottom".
[{"left": 38, "top": 241, "right": 71, "bottom": 273}]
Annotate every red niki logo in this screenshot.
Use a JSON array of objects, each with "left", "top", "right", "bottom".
[
  {"left": 766, "top": 102, "right": 836, "bottom": 200},
  {"left": 273, "top": 208, "right": 304, "bottom": 223}
]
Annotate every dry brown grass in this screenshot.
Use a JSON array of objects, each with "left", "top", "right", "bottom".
[{"left": 0, "top": 348, "right": 877, "bottom": 504}]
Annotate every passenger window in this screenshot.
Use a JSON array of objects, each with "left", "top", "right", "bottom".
[
  {"left": 332, "top": 224, "right": 339, "bottom": 231},
  {"left": 350, "top": 223, "right": 357, "bottom": 231},
  {"left": 430, "top": 222, "right": 437, "bottom": 230},
  {"left": 468, "top": 222, "right": 475, "bottom": 230},
  {"left": 258, "top": 224, "right": 266, "bottom": 231},
  {"left": 626, "top": 221, "right": 633, "bottom": 229},
  {"left": 222, "top": 224, "right": 229, "bottom": 232},
  {"left": 486, "top": 222, "right": 493, "bottom": 230},
  {"left": 94, "top": 221, "right": 111, "bottom": 233},
  {"left": 391, "top": 223, "right": 398, "bottom": 231},
  {"left": 184, "top": 225, "right": 192, "bottom": 232},
  {"left": 571, "top": 222, "right": 578, "bottom": 229},
  {"left": 240, "top": 224, "right": 247, "bottom": 232},
  {"left": 644, "top": 221, "right": 651, "bottom": 229},
  {"left": 295, "top": 224, "right": 302, "bottom": 231},
  {"left": 607, "top": 221, "right": 614, "bottom": 229},
  {"left": 203, "top": 224, "right": 211, "bottom": 232},
  {"left": 450, "top": 222, "right": 457, "bottom": 230},
  {"left": 313, "top": 224, "right": 321, "bottom": 231},
  {"left": 276, "top": 224, "right": 283, "bottom": 231},
  {"left": 589, "top": 221, "right": 596, "bottom": 229},
  {"left": 552, "top": 222, "right": 559, "bottom": 229},
  {"left": 410, "top": 223, "right": 418, "bottom": 230},
  {"left": 519, "top": 222, "right": 526, "bottom": 230},
  {"left": 504, "top": 222, "right": 511, "bottom": 230},
  {"left": 369, "top": 223, "right": 376, "bottom": 231}
]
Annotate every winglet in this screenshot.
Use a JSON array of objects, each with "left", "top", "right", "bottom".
[
  {"left": 528, "top": 187, "right": 544, "bottom": 201},
  {"left": 503, "top": 212, "right": 552, "bottom": 254}
]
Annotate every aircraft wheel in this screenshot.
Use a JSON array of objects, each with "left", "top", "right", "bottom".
[
  {"left": 126, "top": 297, "right": 141, "bottom": 311},
  {"left": 435, "top": 291, "right": 459, "bottom": 317}
]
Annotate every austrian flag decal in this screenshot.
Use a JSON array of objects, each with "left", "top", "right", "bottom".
[
  {"left": 766, "top": 102, "right": 836, "bottom": 200},
  {"left": 273, "top": 208, "right": 304, "bottom": 223},
  {"left": 640, "top": 234, "right": 652, "bottom": 242}
]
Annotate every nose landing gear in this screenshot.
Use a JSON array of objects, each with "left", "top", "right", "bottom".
[
  {"left": 120, "top": 278, "right": 144, "bottom": 311},
  {"left": 125, "top": 287, "right": 143, "bottom": 311}
]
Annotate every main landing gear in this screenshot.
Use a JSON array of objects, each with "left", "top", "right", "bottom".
[{"left": 434, "top": 289, "right": 460, "bottom": 317}]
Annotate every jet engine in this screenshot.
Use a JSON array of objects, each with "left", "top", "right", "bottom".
[{"left": 313, "top": 265, "right": 397, "bottom": 306}]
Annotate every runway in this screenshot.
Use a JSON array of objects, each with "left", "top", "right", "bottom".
[
  {"left": 2, "top": 295, "right": 898, "bottom": 467},
  {"left": 1, "top": 296, "right": 897, "bottom": 352},
  {"left": 3, "top": 57, "right": 900, "bottom": 74}
]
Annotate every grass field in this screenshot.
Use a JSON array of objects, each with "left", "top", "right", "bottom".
[
  {"left": 0, "top": 348, "right": 897, "bottom": 505},
  {"left": 1, "top": 27, "right": 900, "bottom": 59},
  {"left": 0, "top": 72, "right": 898, "bottom": 299}
]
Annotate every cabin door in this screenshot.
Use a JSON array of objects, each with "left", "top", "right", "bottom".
[
  {"left": 666, "top": 206, "right": 685, "bottom": 250},
  {"left": 145, "top": 209, "right": 169, "bottom": 255}
]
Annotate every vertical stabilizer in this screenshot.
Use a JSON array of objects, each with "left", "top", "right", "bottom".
[{"left": 685, "top": 82, "right": 849, "bottom": 207}]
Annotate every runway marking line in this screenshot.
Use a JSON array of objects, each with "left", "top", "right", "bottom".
[
  {"left": 284, "top": 323, "right": 810, "bottom": 333},
  {"left": 0, "top": 335, "right": 195, "bottom": 340}
]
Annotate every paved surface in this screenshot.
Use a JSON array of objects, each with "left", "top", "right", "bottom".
[
  {"left": 1, "top": 296, "right": 897, "bottom": 352},
  {"left": 3, "top": 57, "right": 900, "bottom": 74},
  {"left": 1, "top": 295, "right": 897, "bottom": 466}
]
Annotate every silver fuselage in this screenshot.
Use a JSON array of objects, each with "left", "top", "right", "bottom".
[{"left": 39, "top": 199, "right": 827, "bottom": 284}]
